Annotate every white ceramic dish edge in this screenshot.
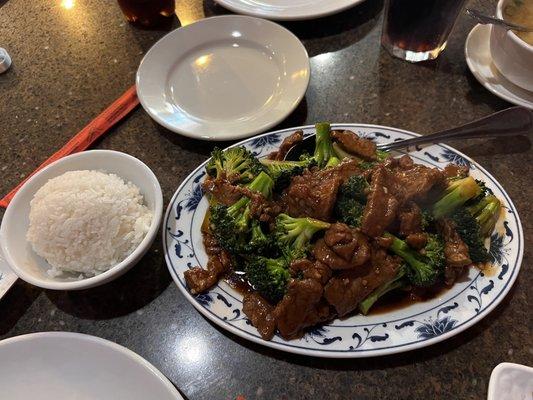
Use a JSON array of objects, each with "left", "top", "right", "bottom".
[
  {"left": 465, "top": 24, "right": 533, "bottom": 109},
  {"left": 163, "top": 123, "right": 524, "bottom": 358},
  {"left": 214, "top": 0, "right": 365, "bottom": 21},
  {"left": 0, "top": 150, "right": 163, "bottom": 290},
  {"left": 136, "top": 15, "right": 310, "bottom": 141},
  {"left": 0, "top": 332, "right": 183, "bottom": 399},
  {"left": 0, "top": 249, "right": 17, "bottom": 299}
]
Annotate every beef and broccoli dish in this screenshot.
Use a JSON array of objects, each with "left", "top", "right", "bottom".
[{"left": 184, "top": 123, "right": 502, "bottom": 340}]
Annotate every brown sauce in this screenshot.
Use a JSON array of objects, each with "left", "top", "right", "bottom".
[
  {"left": 224, "top": 271, "right": 253, "bottom": 295},
  {"left": 367, "top": 282, "right": 450, "bottom": 315},
  {"left": 226, "top": 267, "right": 452, "bottom": 316},
  {"left": 477, "top": 262, "right": 498, "bottom": 277}
]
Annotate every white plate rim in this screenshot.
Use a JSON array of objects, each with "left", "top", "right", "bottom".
[
  {"left": 214, "top": 0, "right": 365, "bottom": 21},
  {"left": 0, "top": 248, "right": 17, "bottom": 300},
  {"left": 163, "top": 123, "right": 523, "bottom": 358},
  {"left": 136, "top": 15, "right": 310, "bottom": 141},
  {"left": 0, "top": 331, "right": 183, "bottom": 399},
  {"left": 465, "top": 24, "right": 533, "bottom": 110}
]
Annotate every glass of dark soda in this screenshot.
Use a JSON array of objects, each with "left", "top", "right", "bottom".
[
  {"left": 117, "top": 0, "right": 175, "bottom": 28},
  {"left": 381, "top": 0, "right": 468, "bottom": 62}
]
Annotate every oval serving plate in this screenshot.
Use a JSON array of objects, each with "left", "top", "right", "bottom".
[{"left": 163, "top": 124, "right": 523, "bottom": 358}]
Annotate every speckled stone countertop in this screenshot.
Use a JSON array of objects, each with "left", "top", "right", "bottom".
[{"left": 0, "top": 0, "right": 531, "bottom": 399}]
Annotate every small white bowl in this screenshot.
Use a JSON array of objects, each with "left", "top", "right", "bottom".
[
  {"left": 0, "top": 150, "right": 163, "bottom": 290},
  {"left": 490, "top": 0, "right": 533, "bottom": 91},
  {"left": 487, "top": 363, "right": 533, "bottom": 400}
]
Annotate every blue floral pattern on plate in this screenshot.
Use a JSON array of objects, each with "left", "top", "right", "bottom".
[{"left": 163, "top": 124, "right": 523, "bottom": 358}]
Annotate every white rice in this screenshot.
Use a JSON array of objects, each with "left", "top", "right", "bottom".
[{"left": 26, "top": 170, "right": 153, "bottom": 278}]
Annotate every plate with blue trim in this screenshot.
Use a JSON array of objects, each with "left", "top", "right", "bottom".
[{"left": 163, "top": 124, "right": 523, "bottom": 358}]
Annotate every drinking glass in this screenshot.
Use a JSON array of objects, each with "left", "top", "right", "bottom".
[
  {"left": 117, "top": 0, "right": 175, "bottom": 28},
  {"left": 381, "top": 0, "right": 468, "bottom": 62}
]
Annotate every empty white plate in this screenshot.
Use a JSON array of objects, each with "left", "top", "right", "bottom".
[
  {"left": 0, "top": 332, "right": 182, "bottom": 400},
  {"left": 465, "top": 24, "right": 533, "bottom": 109},
  {"left": 214, "top": 0, "right": 366, "bottom": 21},
  {"left": 137, "top": 16, "right": 310, "bottom": 141}
]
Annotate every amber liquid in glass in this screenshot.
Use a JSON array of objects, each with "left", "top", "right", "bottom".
[
  {"left": 381, "top": 0, "right": 467, "bottom": 62},
  {"left": 118, "top": 0, "right": 175, "bottom": 27}
]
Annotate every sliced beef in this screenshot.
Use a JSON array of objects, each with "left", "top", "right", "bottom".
[
  {"left": 313, "top": 223, "right": 371, "bottom": 270},
  {"left": 375, "top": 236, "right": 393, "bottom": 249},
  {"left": 438, "top": 218, "right": 472, "bottom": 285},
  {"left": 202, "top": 176, "right": 243, "bottom": 206},
  {"left": 273, "top": 279, "right": 330, "bottom": 339},
  {"left": 360, "top": 156, "right": 445, "bottom": 237},
  {"left": 242, "top": 292, "right": 276, "bottom": 340},
  {"left": 324, "top": 245, "right": 402, "bottom": 316},
  {"left": 443, "top": 163, "right": 469, "bottom": 179},
  {"left": 327, "top": 159, "right": 362, "bottom": 183},
  {"left": 203, "top": 176, "right": 278, "bottom": 223},
  {"left": 184, "top": 234, "right": 232, "bottom": 294},
  {"left": 284, "top": 159, "right": 362, "bottom": 221},
  {"left": 290, "top": 259, "right": 332, "bottom": 285},
  {"left": 332, "top": 130, "right": 377, "bottom": 161},
  {"left": 249, "top": 196, "right": 283, "bottom": 224},
  {"left": 360, "top": 166, "right": 399, "bottom": 237},
  {"left": 387, "top": 155, "right": 446, "bottom": 203},
  {"left": 285, "top": 169, "right": 341, "bottom": 221},
  {"left": 267, "top": 130, "right": 303, "bottom": 161},
  {"left": 184, "top": 252, "right": 232, "bottom": 295},
  {"left": 398, "top": 202, "right": 423, "bottom": 236},
  {"left": 406, "top": 233, "right": 428, "bottom": 250}
]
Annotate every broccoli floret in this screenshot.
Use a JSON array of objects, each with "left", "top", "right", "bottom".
[
  {"left": 246, "top": 220, "right": 272, "bottom": 254},
  {"left": 333, "top": 175, "right": 368, "bottom": 227},
  {"left": 226, "top": 171, "right": 273, "bottom": 231},
  {"left": 314, "top": 122, "right": 338, "bottom": 168},
  {"left": 206, "top": 146, "right": 262, "bottom": 184},
  {"left": 464, "top": 179, "right": 491, "bottom": 207},
  {"left": 449, "top": 208, "right": 487, "bottom": 264},
  {"left": 325, "top": 156, "right": 341, "bottom": 168},
  {"left": 210, "top": 205, "right": 270, "bottom": 255},
  {"left": 357, "top": 150, "right": 391, "bottom": 170},
  {"left": 274, "top": 214, "right": 330, "bottom": 260},
  {"left": 244, "top": 256, "right": 290, "bottom": 303},
  {"left": 432, "top": 176, "right": 482, "bottom": 219},
  {"left": 385, "top": 233, "right": 445, "bottom": 287},
  {"left": 359, "top": 266, "right": 407, "bottom": 315},
  {"left": 332, "top": 143, "right": 390, "bottom": 170},
  {"left": 340, "top": 175, "right": 368, "bottom": 203},
  {"left": 331, "top": 142, "right": 351, "bottom": 161},
  {"left": 450, "top": 195, "right": 501, "bottom": 263},
  {"left": 420, "top": 210, "right": 435, "bottom": 231},
  {"left": 209, "top": 172, "right": 274, "bottom": 254},
  {"left": 376, "top": 149, "right": 390, "bottom": 162},
  {"left": 472, "top": 194, "right": 501, "bottom": 236},
  {"left": 260, "top": 158, "right": 312, "bottom": 191}
]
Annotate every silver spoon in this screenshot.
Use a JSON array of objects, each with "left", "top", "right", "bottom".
[
  {"left": 377, "top": 106, "right": 532, "bottom": 151},
  {"left": 283, "top": 107, "right": 532, "bottom": 160},
  {"left": 466, "top": 8, "right": 533, "bottom": 32}
]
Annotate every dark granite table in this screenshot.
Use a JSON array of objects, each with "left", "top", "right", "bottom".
[{"left": 0, "top": 0, "right": 531, "bottom": 398}]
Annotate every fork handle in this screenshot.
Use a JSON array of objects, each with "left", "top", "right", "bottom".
[{"left": 377, "top": 107, "right": 533, "bottom": 152}]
